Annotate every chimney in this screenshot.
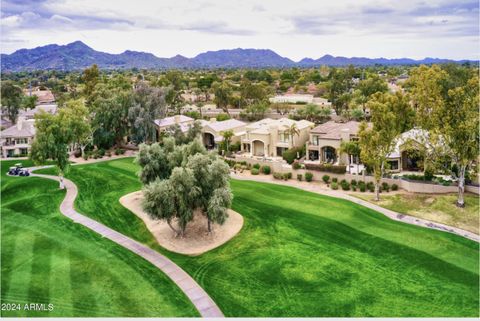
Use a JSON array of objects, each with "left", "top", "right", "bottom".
[
  {"left": 340, "top": 128, "right": 350, "bottom": 141},
  {"left": 17, "top": 116, "right": 25, "bottom": 130},
  {"left": 174, "top": 115, "right": 181, "bottom": 123},
  {"left": 210, "top": 118, "right": 217, "bottom": 123}
]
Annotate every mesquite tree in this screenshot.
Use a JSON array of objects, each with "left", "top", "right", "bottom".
[{"left": 138, "top": 138, "right": 232, "bottom": 235}]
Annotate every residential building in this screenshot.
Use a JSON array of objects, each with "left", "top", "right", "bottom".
[
  {"left": 0, "top": 117, "right": 35, "bottom": 158},
  {"left": 386, "top": 128, "right": 429, "bottom": 172},
  {"left": 20, "top": 104, "right": 58, "bottom": 120},
  {"left": 269, "top": 94, "right": 314, "bottom": 104},
  {"left": 201, "top": 118, "right": 246, "bottom": 150},
  {"left": 305, "top": 121, "right": 364, "bottom": 172},
  {"left": 241, "top": 118, "right": 314, "bottom": 157},
  {"left": 24, "top": 87, "right": 55, "bottom": 104},
  {"left": 154, "top": 115, "right": 194, "bottom": 134}
]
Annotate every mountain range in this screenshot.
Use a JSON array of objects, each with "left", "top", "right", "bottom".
[{"left": 0, "top": 41, "right": 473, "bottom": 72}]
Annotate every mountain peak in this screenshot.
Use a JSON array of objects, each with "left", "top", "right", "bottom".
[
  {"left": 0, "top": 41, "right": 473, "bottom": 71},
  {"left": 65, "top": 40, "right": 91, "bottom": 49}
]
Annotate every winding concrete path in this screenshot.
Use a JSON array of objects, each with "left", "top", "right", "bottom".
[
  {"left": 28, "top": 169, "right": 224, "bottom": 318},
  {"left": 231, "top": 173, "right": 480, "bottom": 243}
]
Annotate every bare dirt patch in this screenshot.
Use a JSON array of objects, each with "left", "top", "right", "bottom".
[{"left": 119, "top": 191, "right": 244, "bottom": 256}]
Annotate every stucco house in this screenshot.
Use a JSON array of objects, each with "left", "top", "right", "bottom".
[
  {"left": 0, "top": 117, "right": 36, "bottom": 158},
  {"left": 201, "top": 118, "right": 246, "bottom": 150},
  {"left": 241, "top": 118, "right": 314, "bottom": 157},
  {"left": 154, "top": 115, "right": 194, "bottom": 134},
  {"left": 386, "top": 128, "right": 430, "bottom": 172},
  {"left": 306, "top": 121, "right": 362, "bottom": 163}
]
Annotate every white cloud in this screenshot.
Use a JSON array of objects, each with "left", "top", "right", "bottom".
[{"left": 1, "top": 0, "right": 478, "bottom": 60}]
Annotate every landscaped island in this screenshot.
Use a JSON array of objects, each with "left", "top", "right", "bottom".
[{"left": 27, "top": 158, "right": 479, "bottom": 317}]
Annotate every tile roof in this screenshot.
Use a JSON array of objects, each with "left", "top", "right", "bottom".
[
  {"left": 206, "top": 119, "right": 246, "bottom": 132},
  {"left": 154, "top": 115, "right": 194, "bottom": 128},
  {"left": 1, "top": 120, "right": 35, "bottom": 137},
  {"left": 310, "top": 121, "right": 364, "bottom": 139}
]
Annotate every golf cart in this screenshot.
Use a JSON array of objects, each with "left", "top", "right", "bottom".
[{"left": 7, "top": 163, "right": 28, "bottom": 176}]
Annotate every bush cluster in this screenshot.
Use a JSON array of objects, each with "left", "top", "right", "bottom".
[
  {"left": 251, "top": 168, "right": 260, "bottom": 175},
  {"left": 305, "top": 172, "right": 313, "bottom": 182},
  {"left": 273, "top": 172, "right": 283, "bottom": 180},
  {"left": 331, "top": 182, "right": 339, "bottom": 190},
  {"left": 322, "top": 175, "right": 330, "bottom": 184},
  {"left": 297, "top": 174, "right": 303, "bottom": 181},
  {"left": 261, "top": 165, "right": 271, "bottom": 175}
]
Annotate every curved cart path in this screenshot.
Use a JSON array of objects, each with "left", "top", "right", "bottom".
[
  {"left": 231, "top": 173, "right": 480, "bottom": 243},
  {"left": 29, "top": 170, "right": 224, "bottom": 318}
]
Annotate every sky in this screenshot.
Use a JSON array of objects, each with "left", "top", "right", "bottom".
[{"left": 1, "top": 0, "right": 479, "bottom": 61}]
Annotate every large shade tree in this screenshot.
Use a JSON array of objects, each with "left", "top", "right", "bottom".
[
  {"left": 407, "top": 64, "right": 479, "bottom": 207},
  {"left": 358, "top": 92, "right": 408, "bottom": 201},
  {"left": 1, "top": 81, "right": 24, "bottom": 124}
]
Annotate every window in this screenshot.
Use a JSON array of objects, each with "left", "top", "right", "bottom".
[
  {"left": 388, "top": 160, "right": 399, "bottom": 170},
  {"left": 16, "top": 138, "right": 28, "bottom": 144},
  {"left": 311, "top": 135, "right": 320, "bottom": 146},
  {"left": 279, "top": 132, "right": 289, "bottom": 143}
]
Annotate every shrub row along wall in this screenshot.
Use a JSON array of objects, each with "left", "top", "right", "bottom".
[{"left": 229, "top": 156, "right": 480, "bottom": 195}]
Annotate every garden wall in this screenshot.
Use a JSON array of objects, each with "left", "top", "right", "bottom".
[{"left": 229, "top": 156, "right": 480, "bottom": 195}]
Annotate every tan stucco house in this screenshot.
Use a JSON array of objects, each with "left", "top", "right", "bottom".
[
  {"left": 305, "top": 121, "right": 365, "bottom": 173},
  {"left": 0, "top": 117, "right": 36, "bottom": 158},
  {"left": 154, "top": 115, "right": 194, "bottom": 134},
  {"left": 241, "top": 118, "right": 314, "bottom": 157},
  {"left": 201, "top": 118, "right": 246, "bottom": 150}
]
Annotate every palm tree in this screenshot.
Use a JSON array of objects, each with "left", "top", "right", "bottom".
[
  {"left": 222, "top": 130, "right": 234, "bottom": 152},
  {"left": 286, "top": 124, "right": 300, "bottom": 148},
  {"left": 339, "top": 141, "right": 361, "bottom": 175}
]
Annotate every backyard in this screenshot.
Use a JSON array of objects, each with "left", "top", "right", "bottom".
[
  {"left": 32, "top": 158, "right": 479, "bottom": 317},
  {"left": 352, "top": 192, "right": 479, "bottom": 234}
]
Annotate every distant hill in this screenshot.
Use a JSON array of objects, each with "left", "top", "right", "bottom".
[{"left": 0, "top": 41, "right": 474, "bottom": 71}]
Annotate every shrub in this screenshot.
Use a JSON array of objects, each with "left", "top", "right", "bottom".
[
  {"left": 234, "top": 163, "right": 242, "bottom": 170},
  {"left": 114, "top": 148, "right": 126, "bottom": 155},
  {"left": 359, "top": 184, "right": 366, "bottom": 192},
  {"left": 251, "top": 168, "right": 259, "bottom": 175},
  {"left": 283, "top": 172, "right": 292, "bottom": 180},
  {"left": 292, "top": 161, "right": 301, "bottom": 170},
  {"left": 391, "top": 183, "right": 398, "bottom": 191},
  {"left": 305, "top": 172, "right": 313, "bottom": 182},
  {"left": 382, "top": 182, "right": 390, "bottom": 192},
  {"left": 297, "top": 174, "right": 303, "bottom": 181},
  {"left": 340, "top": 179, "right": 347, "bottom": 185},
  {"left": 273, "top": 172, "right": 283, "bottom": 180},
  {"left": 106, "top": 151, "right": 112, "bottom": 157},
  {"left": 351, "top": 179, "right": 357, "bottom": 186},
  {"left": 261, "top": 165, "right": 271, "bottom": 175},
  {"left": 331, "top": 182, "right": 339, "bottom": 190},
  {"left": 442, "top": 180, "right": 451, "bottom": 186},
  {"left": 252, "top": 163, "right": 261, "bottom": 169},
  {"left": 332, "top": 177, "right": 338, "bottom": 183},
  {"left": 97, "top": 148, "right": 105, "bottom": 157},
  {"left": 73, "top": 149, "right": 82, "bottom": 158},
  {"left": 282, "top": 146, "right": 305, "bottom": 164},
  {"left": 83, "top": 152, "right": 89, "bottom": 160},
  {"left": 322, "top": 175, "right": 330, "bottom": 184},
  {"left": 341, "top": 181, "right": 350, "bottom": 191},
  {"left": 216, "top": 113, "right": 231, "bottom": 121},
  {"left": 351, "top": 185, "right": 357, "bottom": 191},
  {"left": 367, "top": 183, "right": 374, "bottom": 192}
]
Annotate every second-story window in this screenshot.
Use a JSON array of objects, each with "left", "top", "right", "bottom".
[{"left": 311, "top": 135, "right": 319, "bottom": 146}]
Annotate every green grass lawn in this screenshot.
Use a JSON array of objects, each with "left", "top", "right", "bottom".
[
  {"left": 352, "top": 192, "right": 479, "bottom": 234},
  {"left": 36, "top": 158, "right": 479, "bottom": 317},
  {"left": 1, "top": 160, "right": 198, "bottom": 317}
]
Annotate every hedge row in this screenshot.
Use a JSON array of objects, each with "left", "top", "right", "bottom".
[{"left": 304, "top": 163, "right": 346, "bottom": 174}]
